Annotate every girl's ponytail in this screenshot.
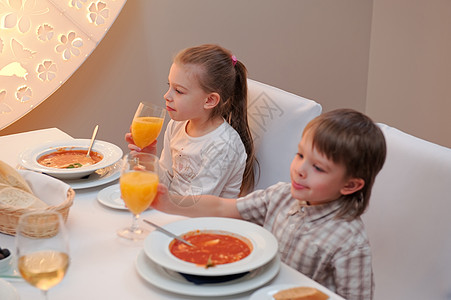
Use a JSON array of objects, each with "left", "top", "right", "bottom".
[{"left": 227, "top": 60, "right": 257, "bottom": 195}]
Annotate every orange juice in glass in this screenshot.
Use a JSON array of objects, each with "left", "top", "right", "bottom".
[
  {"left": 131, "top": 102, "right": 166, "bottom": 149},
  {"left": 120, "top": 171, "right": 158, "bottom": 215},
  {"left": 117, "top": 153, "right": 159, "bottom": 240}
]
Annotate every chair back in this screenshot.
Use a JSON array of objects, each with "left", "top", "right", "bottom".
[
  {"left": 247, "top": 79, "right": 322, "bottom": 191},
  {"left": 363, "top": 124, "right": 451, "bottom": 300}
]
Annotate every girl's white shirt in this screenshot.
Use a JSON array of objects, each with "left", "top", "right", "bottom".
[{"left": 159, "top": 119, "right": 247, "bottom": 198}]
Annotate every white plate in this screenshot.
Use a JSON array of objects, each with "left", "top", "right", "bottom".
[
  {"left": 0, "top": 279, "right": 19, "bottom": 300},
  {"left": 249, "top": 283, "right": 301, "bottom": 300},
  {"left": 97, "top": 184, "right": 127, "bottom": 210},
  {"left": 136, "top": 249, "right": 280, "bottom": 297},
  {"left": 19, "top": 139, "right": 123, "bottom": 179},
  {"left": 64, "top": 161, "right": 121, "bottom": 190},
  {"left": 143, "top": 217, "right": 279, "bottom": 276},
  {"left": 17, "top": 160, "right": 121, "bottom": 190}
]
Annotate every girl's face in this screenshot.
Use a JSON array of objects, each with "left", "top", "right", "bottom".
[
  {"left": 290, "top": 133, "right": 360, "bottom": 205},
  {"left": 164, "top": 63, "right": 210, "bottom": 122}
]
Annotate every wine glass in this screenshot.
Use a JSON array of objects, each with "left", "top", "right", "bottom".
[
  {"left": 131, "top": 101, "right": 166, "bottom": 149},
  {"left": 15, "top": 211, "right": 70, "bottom": 300},
  {"left": 117, "top": 152, "right": 159, "bottom": 240}
]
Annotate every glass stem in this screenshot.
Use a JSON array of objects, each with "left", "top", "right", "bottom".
[
  {"left": 42, "top": 290, "right": 49, "bottom": 300},
  {"left": 131, "top": 214, "right": 140, "bottom": 233}
]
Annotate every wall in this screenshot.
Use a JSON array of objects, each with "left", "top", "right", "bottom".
[
  {"left": 366, "top": 0, "right": 451, "bottom": 147},
  {"left": 0, "top": 0, "right": 374, "bottom": 153},
  {"left": 1, "top": 0, "right": 449, "bottom": 149}
]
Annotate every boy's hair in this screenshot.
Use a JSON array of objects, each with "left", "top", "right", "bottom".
[
  {"left": 303, "top": 109, "right": 386, "bottom": 220},
  {"left": 174, "top": 44, "right": 256, "bottom": 195}
]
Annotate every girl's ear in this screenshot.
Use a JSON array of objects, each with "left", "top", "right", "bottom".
[
  {"left": 341, "top": 178, "right": 365, "bottom": 195},
  {"left": 204, "top": 92, "right": 220, "bottom": 110}
]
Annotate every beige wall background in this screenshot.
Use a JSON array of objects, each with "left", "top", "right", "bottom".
[
  {"left": 1, "top": 0, "right": 450, "bottom": 152},
  {"left": 367, "top": 0, "right": 451, "bottom": 148}
]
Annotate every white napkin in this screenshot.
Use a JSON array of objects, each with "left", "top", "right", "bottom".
[{"left": 18, "top": 170, "right": 71, "bottom": 206}]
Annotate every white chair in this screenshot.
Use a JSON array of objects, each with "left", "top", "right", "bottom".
[
  {"left": 246, "top": 79, "right": 322, "bottom": 191},
  {"left": 362, "top": 124, "right": 451, "bottom": 300}
]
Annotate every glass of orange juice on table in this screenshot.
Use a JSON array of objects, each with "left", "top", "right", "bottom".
[
  {"left": 16, "top": 211, "right": 70, "bottom": 300},
  {"left": 131, "top": 101, "right": 166, "bottom": 149},
  {"left": 117, "top": 152, "right": 159, "bottom": 240}
]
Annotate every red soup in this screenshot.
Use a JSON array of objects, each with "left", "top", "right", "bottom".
[
  {"left": 169, "top": 230, "right": 252, "bottom": 267},
  {"left": 38, "top": 149, "right": 103, "bottom": 169}
]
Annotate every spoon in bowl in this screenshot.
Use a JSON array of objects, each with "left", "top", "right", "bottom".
[
  {"left": 143, "top": 219, "right": 194, "bottom": 247},
  {"left": 86, "top": 125, "right": 99, "bottom": 157}
]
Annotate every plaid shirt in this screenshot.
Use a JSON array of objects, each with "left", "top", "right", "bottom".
[{"left": 236, "top": 182, "right": 374, "bottom": 300}]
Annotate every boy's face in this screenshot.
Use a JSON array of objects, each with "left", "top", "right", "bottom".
[
  {"left": 290, "top": 134, "right": 359, "bottom": 205},
  {"left": 164, "top": 63, "right": 210, "bottom": 122}
]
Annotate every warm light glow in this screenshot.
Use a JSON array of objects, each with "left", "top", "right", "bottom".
[
  {"left": 0, "top": 62, "right": 28, "bottom": 78},
  {"left": 0, "top": 0, "right": 127, "bottom": 129}
]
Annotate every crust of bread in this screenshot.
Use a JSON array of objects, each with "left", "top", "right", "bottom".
[
  {"left": 0, "top": 160, "right": 33, "bottom": 194},
  {"left": 0, "top": 184, "right": 48, "bottom": 209},
  {"left": 273, "top": 286, "right": 329, "bottom": 300}
]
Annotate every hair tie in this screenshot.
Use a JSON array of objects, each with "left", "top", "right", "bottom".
[{"left": 231, "top": 55, "right": 237, "bottom": 66}]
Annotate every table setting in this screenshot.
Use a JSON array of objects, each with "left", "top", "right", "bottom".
[
  {"left": 17, "top": 136, "right": 123, "bottom": 190},
  {"left": 0, "top": 105, "right": 346, "bottom": 300}
]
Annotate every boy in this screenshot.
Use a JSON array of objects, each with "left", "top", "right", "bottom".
[{"left": 151, "top": 109, "right": 386, "bottom": 300}]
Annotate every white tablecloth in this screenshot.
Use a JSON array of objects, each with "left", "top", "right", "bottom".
[{"left": 0, "top": 128, "right": 345, "bottom": 300}]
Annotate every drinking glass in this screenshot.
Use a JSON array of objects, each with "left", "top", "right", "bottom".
[
  {"left": 131, "top": 101, "right": 166, "bottom": 149},
  {"left": 16, "top": 211, "right": 70, "bottom": 300},
  {"left": 117, "top": 152, "right": 159, "bottom": 240}
]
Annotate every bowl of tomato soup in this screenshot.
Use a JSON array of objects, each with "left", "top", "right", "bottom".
[
  {"left": 143, "top": 217, "right": 279, "bottom": 276},
  {"left": 169, "top": 230, "right": 253, "bottom": 268},
  {"left": 37, "top": 148, "right": 103, "bottom": 169},
  {"left": 19, "top": 139, "right": 123, "bottom": 179}
]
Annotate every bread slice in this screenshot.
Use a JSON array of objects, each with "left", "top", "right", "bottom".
[
  {"left": 0, "top": 160, "right": 33, "bottom": 194},
  {"left": 273, "top": 286, "right": 329, "bottom": 300},
  {"left": 0, "top": 184, "right": 48, "bottom": 209}
]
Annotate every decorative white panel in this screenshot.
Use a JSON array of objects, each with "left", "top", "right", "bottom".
[{"left": 0, "top": 0, "right": 127, "bottom": 129}]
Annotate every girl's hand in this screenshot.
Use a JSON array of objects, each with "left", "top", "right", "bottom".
[
  {"left": 124, "top": 132, "right": 158, "bottom": 155},
  {"left": 125, "top": 132, "right": 140, "bottom": 151}
]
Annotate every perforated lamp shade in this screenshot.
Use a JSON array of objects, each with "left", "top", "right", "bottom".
[{"left": 0, "top": 0, "right": 127, "bottom": 129}]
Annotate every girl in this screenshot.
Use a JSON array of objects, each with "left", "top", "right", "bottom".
[
  {"left": 126, "top": 44, "right": 256, "bottom": 198},
  {"left": 151, "top": 109, "right": 387, "bottom": 300}
]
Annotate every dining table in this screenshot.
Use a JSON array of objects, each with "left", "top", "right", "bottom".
[{"left": 0, "top": 128, "right": 346, "bottom": 300}]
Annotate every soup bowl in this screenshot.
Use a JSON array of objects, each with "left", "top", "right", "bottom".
[
  {"left": 19, "top": 139, "right": 123, "bottom": 179},
  {"left": 144, "top": 217, "right": 278, "bottom": 276}
]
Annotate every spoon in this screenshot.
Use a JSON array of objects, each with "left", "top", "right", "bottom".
[
  {"left": 143, "top": 219, "right": 194, "bottom": 247},
  {"left": 86, "top": 125, "right": 99, "bottom": 157}
]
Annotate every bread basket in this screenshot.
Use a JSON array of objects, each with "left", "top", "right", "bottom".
[{"left": 0, "top": 170, "right": 74, "bottom": 237}]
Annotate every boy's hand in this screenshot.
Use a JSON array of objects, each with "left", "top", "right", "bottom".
[
  {"left": 150, "top": 184, "right": 173, "bottom": 211},
  {"left": 151, "top": 184, "right": 241, "bottom": 219},
  {"left": 151, "top": 184, "right": 196, "bottom": 214}
]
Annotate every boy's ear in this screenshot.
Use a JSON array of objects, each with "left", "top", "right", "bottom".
[
  {"left": 340, "top": 178, "right": 365, "bottom": 195},
  {"left": 204, "top": 92, "right": 220, "bottom": 110}
]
